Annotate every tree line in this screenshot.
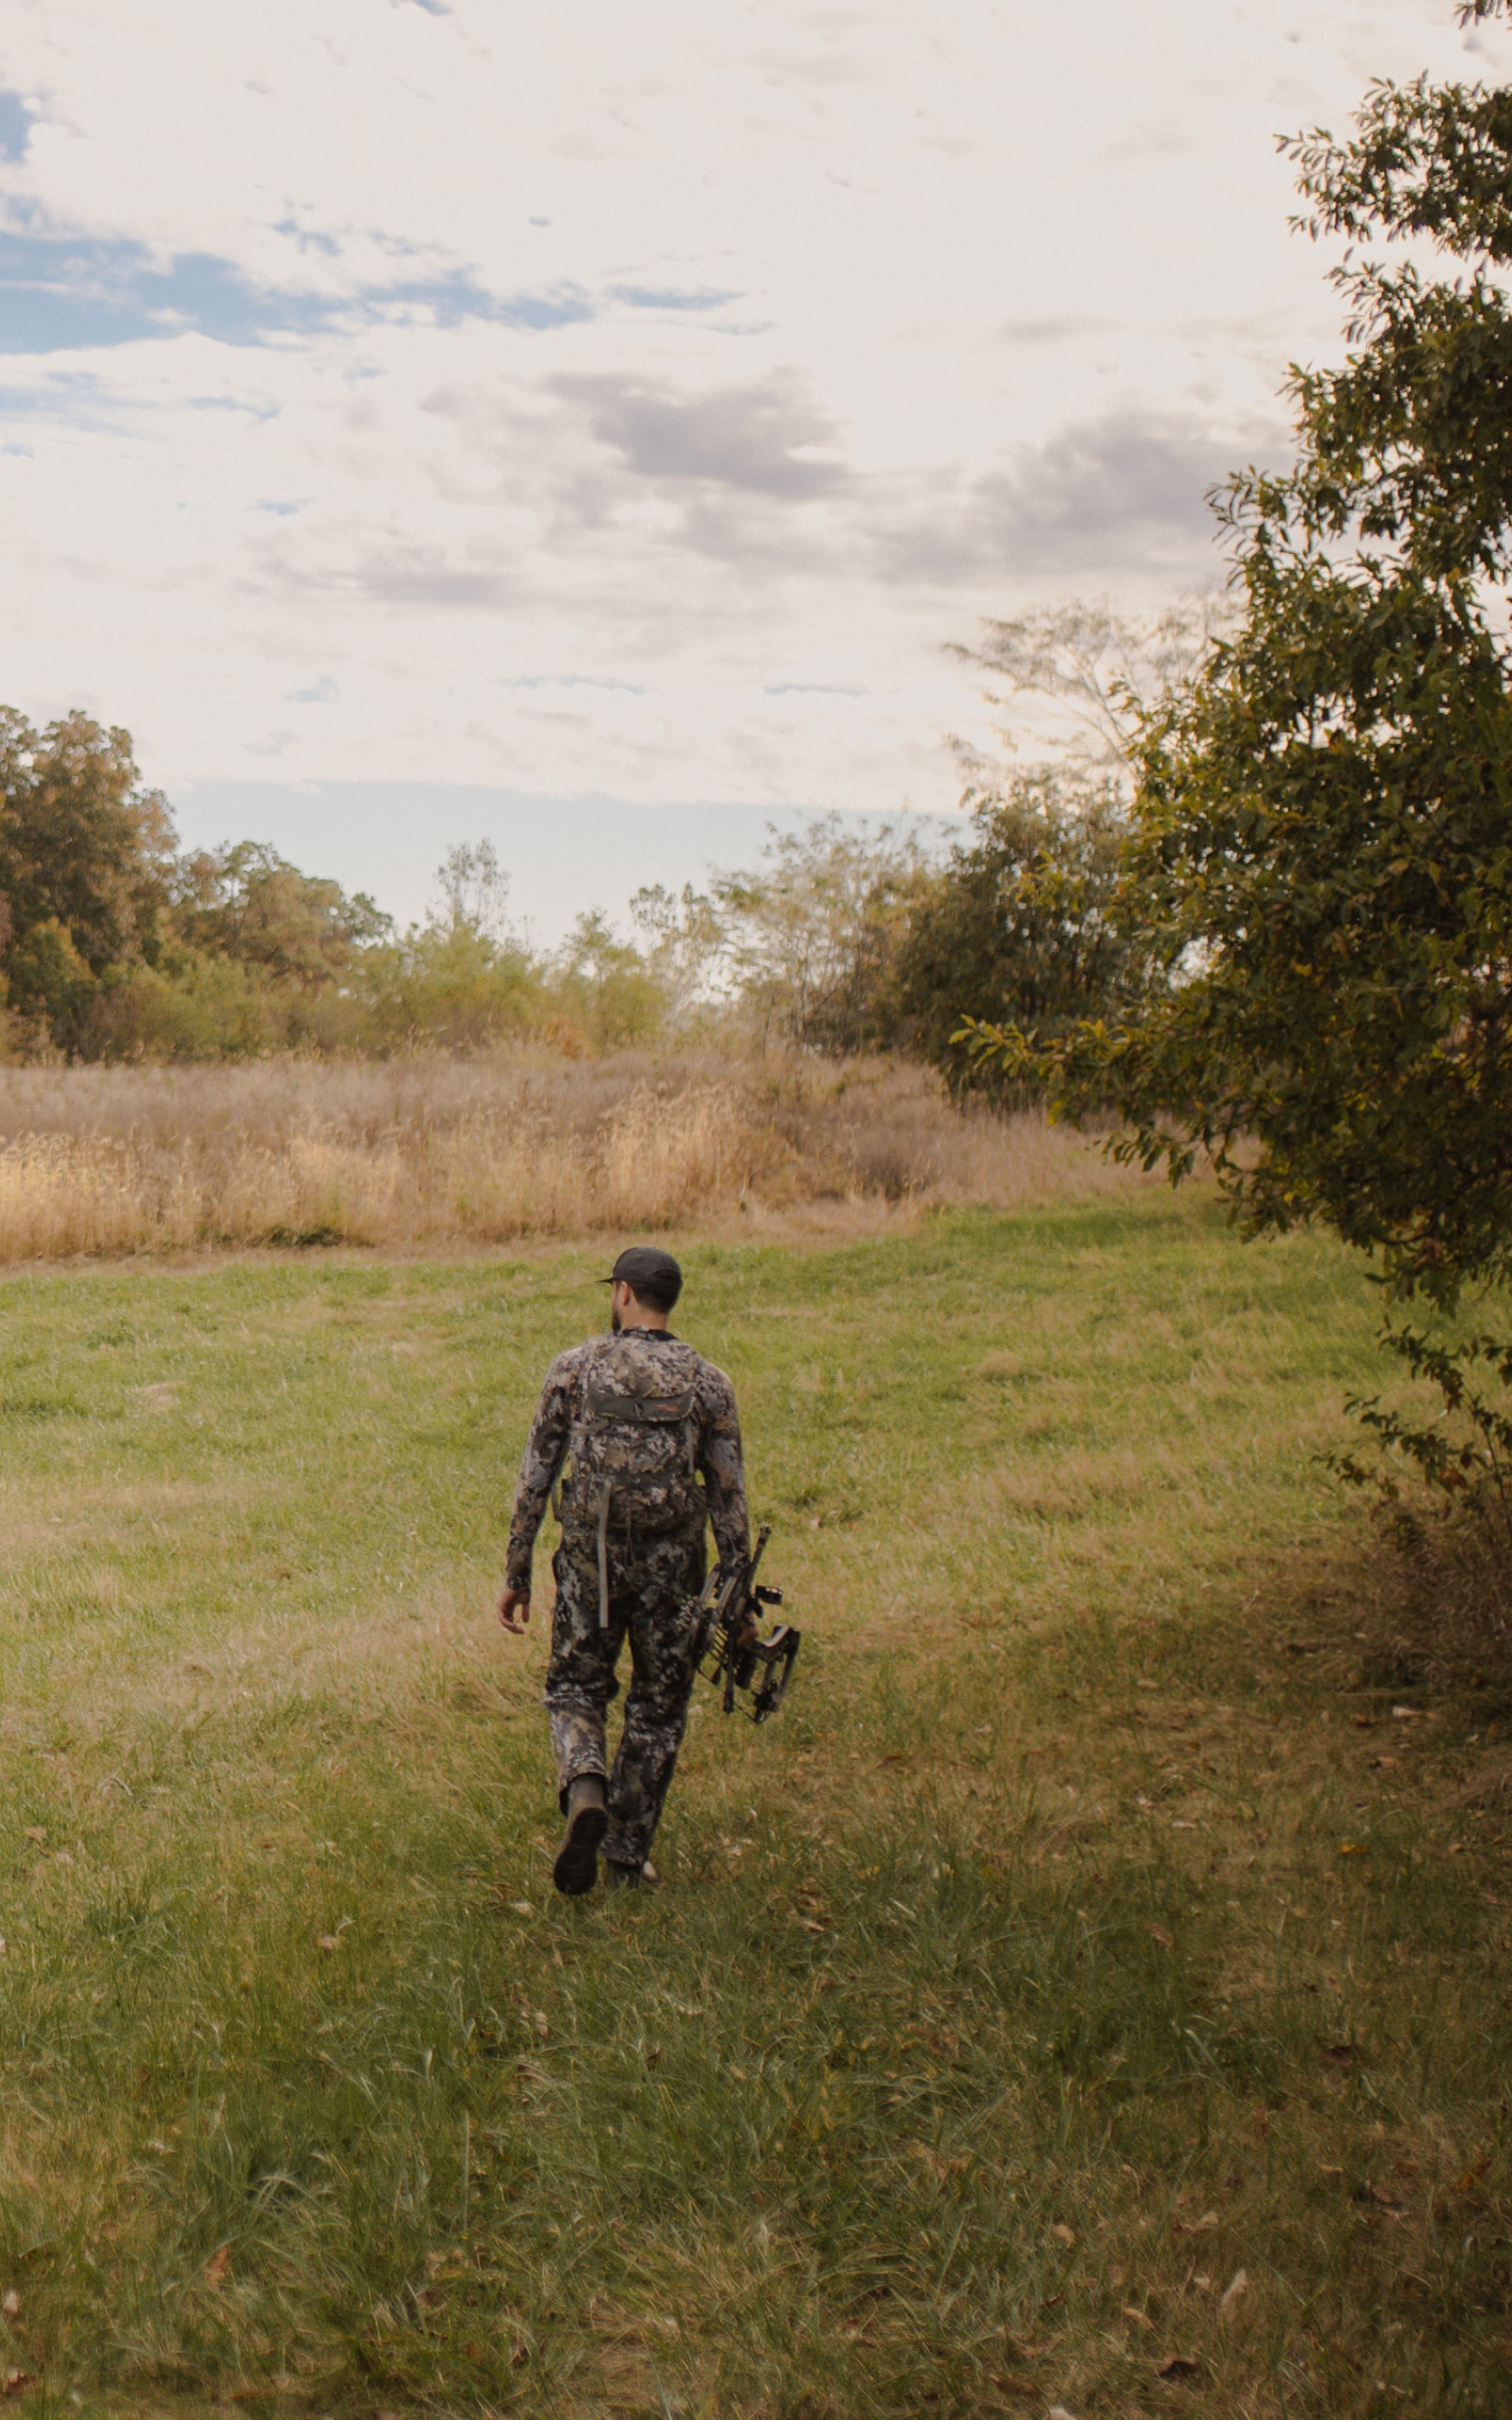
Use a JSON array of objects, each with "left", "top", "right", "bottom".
[{"left": 0, "top": 688, "right": 1150, "bottom": 1076}]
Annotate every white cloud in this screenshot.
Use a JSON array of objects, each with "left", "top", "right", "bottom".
[{"left": 0, "top": 0, "right": 1505, "bottom": 895}]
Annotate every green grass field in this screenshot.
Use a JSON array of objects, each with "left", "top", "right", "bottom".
[{"left": 0, "top": 1200, "right": 1508, "bottom": 2419}]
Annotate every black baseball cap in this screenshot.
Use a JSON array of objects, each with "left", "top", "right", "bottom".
[{"left": 603, "top": 1245, "right": 683, "bottom": 1305}]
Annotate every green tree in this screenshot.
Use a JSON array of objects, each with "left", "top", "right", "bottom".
[
  {"left": 434, "top": 838, "right": 511, "bottom": 940},
  {"left": 628, "top": 882, "right": 725, "bottom": 1028},
  {"left": 85, "top": 949, "right": 285, "bottom": 1063},
  {"left": 548, "top": 910, "right": 668, "bottom": 1050},
  {"left": 5, "top": 917, "right": 96, "bottom": 1053},
  {"left": 893, "top": 769, "right": 1142, "bottom": 1090},
  {"left": 713, "top": 816, "right": 932, "bottom": 1052},
  {"left": 0, "top": 709, "right": 178, "bottom": 1049},
  {"left": 356, "top": 843, "right": 541, "bottom": 1054},
  {"left": 172, "top": 840, "right": 389, "bottom": 986},
  {"left": 967, "top": 0, "right": 1512, "bottom": 1309}
]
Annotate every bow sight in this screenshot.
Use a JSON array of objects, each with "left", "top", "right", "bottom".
[{"left": 689, "top": 1525, "right": 800, "bottom": 1723}]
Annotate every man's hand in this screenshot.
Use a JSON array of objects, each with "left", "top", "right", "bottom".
[{"left": 498, "top": 1585, "right": 531, "bottom": 1635}]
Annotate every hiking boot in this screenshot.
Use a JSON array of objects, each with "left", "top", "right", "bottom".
[
  {"left": 603, "top": 1856, "right": 660, "bottom": 1892},
  {"left": 553, "top": 1776, "right": 609, "bottom": 1896}
]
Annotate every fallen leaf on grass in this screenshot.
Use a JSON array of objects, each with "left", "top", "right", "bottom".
[
  {"left": 1049, "top": 2222, "right": 1076, "bottom": 2247},
  {"left": 204, "top": 2244, "right": 231, "bottom": 2290},
  {"left": 423, "top": 2253, "right": 459, "bottom": 2278},
  {"left": 1122, "top": 2305, "right": 1155, "bottom": 2331},
  {"left": 21, "top": 1831, "right": 43, "bottom": 1846},
  {"left": 911, "top": 2142, "right": 969, "bottom": 2181},
  {"left": 0, "top": 2295, "right": 16, "bottom": 2319},
  {"left": 1048, "top": 2406, "right": 1084, "bottom": 2420},
  {"left": 1355, "top": 2180, "right": 1401, "bottom": 2209},
  {"left": 316, "top": 1934, "right": 344, "bottom": 1952},
  {"left": 1339, "top": 1841, "right": 1369, "bottom": 1857},
  {"left": 1221, "top": 2267, "right": 1247, "bottom": 2311},
  {"left": 2, "top": 2372, "right": 31, "bottom": 2398},
  {"left": 1452, "top": 2157, "right": 1492, "bottom": 2193},
  {"left": 1149, "top": 1924, "right": 1175, "bottom": 1949},
  {"left": 1158, "top": 2355, "right": 1202, "bottom": 2379},
  {"left": 1178, "top": 2209, "right": 1218, "bottom": 2234},
  {"left": 508, "top": 1900, "right": 532, "bottom": 1916},
  {"left": 1320, "top": 2042, "right": 1358, "bottom": 2064}
]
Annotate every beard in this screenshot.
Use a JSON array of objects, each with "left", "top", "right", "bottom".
[{"left": 610, "top": 1302, "right": 622, "bottom": 1334}]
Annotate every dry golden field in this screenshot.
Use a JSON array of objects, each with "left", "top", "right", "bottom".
[{"left": 0, "top": 1050, "right": 1143, "bottom": 1261}]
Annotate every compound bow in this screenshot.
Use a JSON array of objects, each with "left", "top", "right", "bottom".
[{"left": 689, "top": 1525, "right": 800, "bottom": 1723}]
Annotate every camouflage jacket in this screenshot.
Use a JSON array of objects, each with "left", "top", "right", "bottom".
[{"left": 505, "top": 1328, "right": 749, "bottom": 1592}]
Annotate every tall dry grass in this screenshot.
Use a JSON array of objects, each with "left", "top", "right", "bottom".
[{"left": 0, "top": 1049, "right": 1143, "bottom": 1262}]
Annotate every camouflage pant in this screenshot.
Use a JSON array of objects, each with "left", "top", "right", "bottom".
[{"left": 544, "top": 1524, "right": 706, "bottom": 1871}]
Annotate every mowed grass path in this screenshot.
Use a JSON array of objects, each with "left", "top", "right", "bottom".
[{"left": 0, "top": 1202, "right": 1507, "bottom": 2419}]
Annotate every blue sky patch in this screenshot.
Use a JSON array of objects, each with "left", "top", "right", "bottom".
[
  {"left": 612, "top": 285, "right": 741, "bottom": 314},
  {"left": 0, "top": 225, "right": 597, "bottom": 354},
  {"left": 0, "top": 94, "right": 30, "bottom": 163},
  {"left": 0, "top": 371, "right": 128, "bottom": 431}
]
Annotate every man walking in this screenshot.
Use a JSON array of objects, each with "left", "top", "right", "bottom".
[{"left": 498, "top": 1247, "right": 749, "bottom": 1895}]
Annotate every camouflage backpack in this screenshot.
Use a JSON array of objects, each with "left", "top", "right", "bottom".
[{"left": 554, "top": 1335, "right": 707, "bottom": 1622}]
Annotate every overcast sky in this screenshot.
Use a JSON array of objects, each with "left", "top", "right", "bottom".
[{"left": 1, "top": 0, "right": 1507, "bottom": 935}]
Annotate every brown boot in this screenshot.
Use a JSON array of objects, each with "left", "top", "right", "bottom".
[{"left": 553, "top": 1775, "right": 608, "bottom": 1896}]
